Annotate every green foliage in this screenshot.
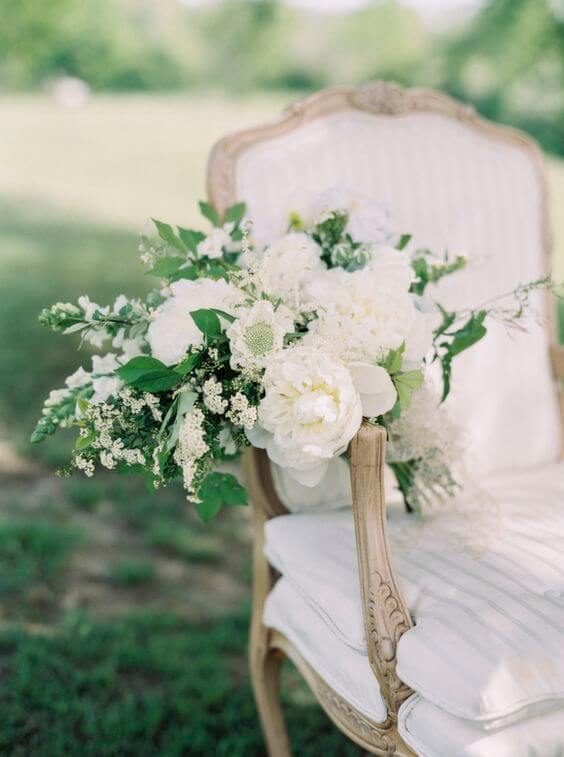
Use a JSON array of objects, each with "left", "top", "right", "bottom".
[
  {"left": 392, "top": 369, "right": 424, "bottom": 411},
  {"left": 190, "top": 308, "right": 222, "bottom": 339},
  {"left": 0, "top": 610, "right": 361, "bottom": 756},
  {"left": 110, "top": 559, "right": 156, "bottom": 586},
  {"left": 410, "top": 251, "right": 467, "bottom": 297},
  {"left": 147, "top": 520, "right": 223, "bottom": 564},
  {"left": 0, "top": 520, "right": 82, "bottom": 596},
  {"left": 196, "top": 472, "right": 247, "bottom": 521},
  {"left": 117, "top": 356, "right": 182, "bottom": 393},
  {"left": 433, "top": 307, "right": 488, "bottom": 401}
]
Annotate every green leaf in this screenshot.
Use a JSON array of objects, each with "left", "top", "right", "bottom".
[
  {"left": 218, "top": 473, "right": 247, "bottom": 506},
  {"left": 224, "top": 202, "right": 246, "bottom": 226},
  {"left": 381, "top": 343, "right": 405, "bottom": 375},
  {"left": 152, "top": 219, "right": 185, "bottom": 252},
  {"left": 173, "top": 351, "right": 203, "bottom": 376},
  {"left": 392, "top": 369, "right": 424, "bottom": 410},
  {"left": 75, "top": 432, "right": 95, "bottom": 451},
  {"left": 396, "top": 233, "right": 412, "bottom": 251},
  {"left": 177, "top": 227, "right": 205, "bottom": 254},
  {"left": 190, "top": 309, "right": 222, "bottom": 338},
  {"left": 195, "top": 498, "right": 222, "bottom": 522},
  {"left": 198, "top": 201, "right": 221, "bottom": 228},
  {"left": 449, "top": 311, "right": 487, "bottom": 357},
  {"left": 210, "top": 308, "right": 236, "bottom": 324},
  {"left": 148, "top": 257, "right": 184, "bottom": 278},
  {"left": 116, "top": 356, "right": 182, "bottom": 393},
  {"left": 170, "top": 265, "right": 198, "bottom": 282},
  {"left": 165, "top": 391, "right": 197, "bottom": 452}
]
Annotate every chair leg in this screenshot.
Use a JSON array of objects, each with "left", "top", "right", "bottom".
[{"left": 250, "top": 637, "right": 291, "bottom": 757}]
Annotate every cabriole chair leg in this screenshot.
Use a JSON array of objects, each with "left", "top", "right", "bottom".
[{"left": 250, "top": 640, "right": 291, "bottom": 757}]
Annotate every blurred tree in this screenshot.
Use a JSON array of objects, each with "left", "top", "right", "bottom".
[{"left": 441, "top": 0, "right": 564, "bottom": 153}]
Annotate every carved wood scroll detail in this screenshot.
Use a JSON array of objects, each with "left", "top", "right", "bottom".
[
  {"left": 350, "top": 423, "right": 414, "bottom": 714},
  {"left": 314, "top": 682, "right": 399, "bottom": 755}
]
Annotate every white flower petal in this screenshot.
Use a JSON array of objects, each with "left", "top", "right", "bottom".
[{"left": 347, "top": 362, "right": 397, "bottom": 417}]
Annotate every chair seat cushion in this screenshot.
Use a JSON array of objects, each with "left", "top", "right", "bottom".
[
  {"left": 264, "top": 463, "right": 564, "bottom": 725},
  {"left": 265, "top": 577, "right": 564, "bottom": 755}
]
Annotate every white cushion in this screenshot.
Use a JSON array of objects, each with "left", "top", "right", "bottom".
[
  {"left": 264, "top": 578, "right": 387, "bottom": 723},
  {"left": 265, "top": 578, "right": 564, "bottom": 755},
  {"left": 235, "top": 108, "right": 561, "bottom": 477},
  {"left": 399, "top": 695, "right": 564, "bottom": 757},
  {"left": 264, "top": 463, "right": 564, "bottom": 725}
]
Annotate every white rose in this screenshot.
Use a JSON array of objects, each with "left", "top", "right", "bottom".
[
  {"left": 227, "top": 300, "right": 294, "bottom": 373},
  {"left": 248, "top": 346, "right": 362, "bottom": 486},
  {"left": 313, "top": 186, "right": 391, "bottom": 244},
  {"left": 251, "top": 232, "right": 325, "bottom": 312},
  {"left": 147, "top": 278, "right": 240, "bottom": 366},
  {"left": 306, "top": 267, "right": 416, "bottom": 362},
  {"left": 347, "top": 362, "right": 397, "bottom": 417}
]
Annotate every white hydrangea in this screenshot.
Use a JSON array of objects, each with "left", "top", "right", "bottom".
[
  {"left": 249, "top": 233, "right": 325, "bottom": 313},
  {"left": 147, "top": 278, "right": 241, "bottom": 366},
  {"left": 305, "top": 267, "right": 416, "bottom": 362},
  {"left": 227, "top": 300, "right": 294, "bottom": 374},
  {"left": 248, "top": 346, "right": 362, "bottom": 486}
]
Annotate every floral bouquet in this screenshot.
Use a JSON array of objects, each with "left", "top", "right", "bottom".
[{"left": 33, "top": 188, "right": 556, "bottom": 518}]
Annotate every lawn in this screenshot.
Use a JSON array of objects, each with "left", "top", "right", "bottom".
[{"left": 0, "top": 93, "right": 563, "bottom": 755}]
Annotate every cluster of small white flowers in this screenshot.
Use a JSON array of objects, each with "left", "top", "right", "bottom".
[
  {"left": 174, "top": 408, "right": 209, "bottom": 494},
  {"left": 226, "top": 392, "right": 257, "bottom": 430},
  {"left": 85, "top": 402, "right": 146, "bottom": 470},
  {"left": 202, "top": 377, "right": 227, "bottom": 415},
  {"left": 74, "top": 454, "right": 95, "bottom": 477},
  {"left": 119, "top": 388, "right": 162, "bottom": 422}
]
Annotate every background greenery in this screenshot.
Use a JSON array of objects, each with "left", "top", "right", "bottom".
[{"left": 0, "top": 1, "right": 563, "bottom": 754}]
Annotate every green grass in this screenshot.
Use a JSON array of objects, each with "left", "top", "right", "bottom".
[
  {"left": 0, "top": 610, "right": 361, "bottom": 757},
  {"left": 110, "top": 559, "right": 156, "bottom": 587}
]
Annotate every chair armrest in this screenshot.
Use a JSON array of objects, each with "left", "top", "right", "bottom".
[
  {"left": 350, "top": 422, "right": 413, "bottom": 715},
  {"left": 551, "top": 346, "right": 564, "bottom": 381}
]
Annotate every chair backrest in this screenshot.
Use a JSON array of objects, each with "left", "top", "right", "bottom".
[{"left": 208, "top": 82, "right": 562, "bottom": 478}]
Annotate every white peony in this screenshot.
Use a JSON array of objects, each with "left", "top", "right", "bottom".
[
  {"left": 227, "top": 300, "right": 294, "bottom": 373},
  {"left": 347, "top": 362, "right": 397, "bottom": 417},
  {"left": 147, "top": 279, "right": 240, "bottom": 366},
  {"left": 313, "top": 186, "right": 391, "bottom": 244},
  {"left": 248, "top": 346, "right": 362, "bottom": 486},
  {"left": 305, "top": 267, "right": 417, "bottom": 363},
  {"left": 366, "top": 244, "right": 413, "bottom": 291},
  {"left": 251, "top": 233, "right": 325, "bottom": 313}
]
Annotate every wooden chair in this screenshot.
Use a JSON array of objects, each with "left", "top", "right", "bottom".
[{"left": 207, "top": 82, "right": 564, "bottom": 756}]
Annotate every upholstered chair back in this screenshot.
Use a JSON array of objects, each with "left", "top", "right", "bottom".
[{"left": 208, "top": 84, "right": 562, "bottom": 477}]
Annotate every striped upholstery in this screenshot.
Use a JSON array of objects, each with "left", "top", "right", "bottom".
[
  {"left": 265, "top": 582, "right": 564, "bottom": 755},
  {"left": 235, "top": 109, "right": 561, "bottom": 477},
  {"left": 263, "top": 462, "right": 564, "bottom": 727}
]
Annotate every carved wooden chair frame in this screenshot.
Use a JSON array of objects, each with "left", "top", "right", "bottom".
[{"left": 207, "top": 82, "right": 564, "bottom": 756}]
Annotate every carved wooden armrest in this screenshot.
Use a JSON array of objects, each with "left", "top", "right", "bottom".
[
  {"left": 551, "top": 345, "right": 564, "bottom": 381},
  {"left": 349, "top": 422, "right": 413, "bottom": 715}
]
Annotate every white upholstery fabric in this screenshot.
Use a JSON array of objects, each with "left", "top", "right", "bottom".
[
  {"left": 264, "top": 578, "right": 387, "bottom": 723},
  {"left": 265, "top": 579, "right": 564, "bottom": 755},
  {"left": 264, "top": 463, "right": 564, "bottom": 725},
  {"left": 399, "top": 696, "right": 564, "bottom": 757},
  {"left": 235, "top": 109, "right": 561, "bottom": 477}
]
